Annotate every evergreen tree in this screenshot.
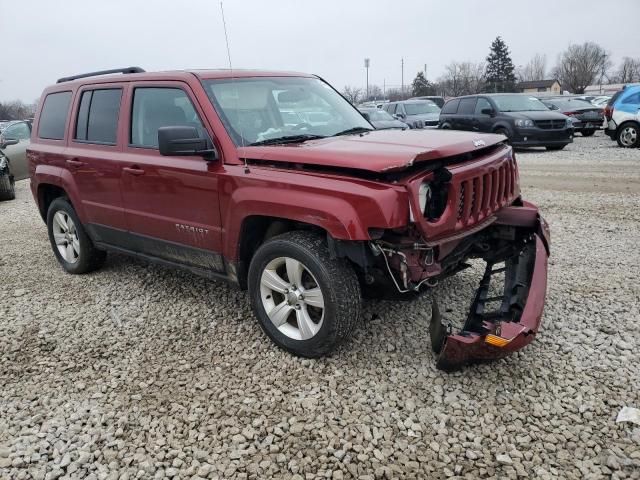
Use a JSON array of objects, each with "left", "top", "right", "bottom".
[
  {"left": 485, "top": 36, "right": 516, "bottom": 92},
  {"left": 411, "top": 71, "right": 436, "bottom": 97}
]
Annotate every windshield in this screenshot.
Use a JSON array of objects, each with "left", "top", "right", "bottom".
[
  {"left": 363, "top": 109, "right": 394, "bottom": 121},
  {"left": 492, "top": 95, "right": 549, "bottom": 112},
  {"left": 404, "top": 102, "right": 440, "bottom": 115},
  {"left": 203, "top": 77, "right": 372, "bottom": 145}
]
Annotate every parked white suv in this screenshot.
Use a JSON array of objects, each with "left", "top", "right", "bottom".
[{"left": 604, "top": 85, "right": 640, "bottom": 148}]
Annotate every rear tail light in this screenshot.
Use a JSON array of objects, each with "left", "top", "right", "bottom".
[{"left": 604, "top": 105, "right": 613, "bottom": 121}]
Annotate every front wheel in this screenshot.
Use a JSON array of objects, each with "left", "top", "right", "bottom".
[
  {"left": 617, "top": 123, "right": 640, "bottom": 148},
  {"left": 0, "top": 171, "right": 15, "bottom": 201},
  {"left": 248, "top": 231, "right": 361, "bottom": 357},
  {"left": 580, "top": 130, "right": 595, "bottom": 137}
]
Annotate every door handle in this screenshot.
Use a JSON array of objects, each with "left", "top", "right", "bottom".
[
  {"left": 66, "top": 159, "right": 86, "bottom": 167},
  {"left": 123, "top": 166, "right": 145, "bottom": 176}
]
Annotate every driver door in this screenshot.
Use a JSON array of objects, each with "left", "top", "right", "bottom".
[{"left": 120, "top": 83, "right": 225, "bottom": 272}]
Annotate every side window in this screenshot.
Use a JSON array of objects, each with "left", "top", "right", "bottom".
[
  {"left": 3, "top": 122, "right": 31, "bottom": 140},
  {"left": 131, "top": 87, "right": 203, "bottom": 148},
  {"left": 75, "top": 89, "right": 122, "bottom": 144},
  {"left": 621, "top": 92, "right": 640, "bottom": 105},
  {"left": 396, "top": 104, "right": 405, "bottom": 115},
  {"left": 441, "top": 99, "right": 460, "bottom": 114},
  {"left": 38, "top": 91, "right": 72, "bottom": 140},
  {"left": 475, "top": 98, "right": 492, "bottom": 115},
  {"left": 458, "top": 98, "right": 477, "bottom": 115},
  {"left": 386, "top": 104, "right": 396, "bottom": 114}
]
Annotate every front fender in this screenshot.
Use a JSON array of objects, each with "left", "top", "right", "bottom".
[{"left": 219, "top": 167, "right": 409, "bottom": 260}]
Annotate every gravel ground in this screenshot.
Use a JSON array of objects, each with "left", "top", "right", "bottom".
[{"left": 1, "top": 132, "right": 639, "bottom": 480}]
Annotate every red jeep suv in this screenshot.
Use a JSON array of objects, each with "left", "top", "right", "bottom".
[{"left": 28, "top": 67, "right": 550, "bottom": 370}]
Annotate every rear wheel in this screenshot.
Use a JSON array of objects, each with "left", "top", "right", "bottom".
[
  {"left": 0, "top": 171, "right": 15, "bottom": 201},
  {"left": 617, "top": 123, "right": 640, "bottom": 148},
  {"left": 46, "top": 197, "right": 106, "bottom": 274},
  {"left": 580, "top": 130, "right": 595, "bottom": 137},
  {"left": 248, "top": 231, "right": 361, "bottom": 357}
]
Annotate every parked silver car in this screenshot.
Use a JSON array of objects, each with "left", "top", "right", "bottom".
[{"left": 0, "top": 120, "right": 31, "bottom": 180}]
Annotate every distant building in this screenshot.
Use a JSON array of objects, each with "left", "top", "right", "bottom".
[
  {"left": 516, "top": 79, "right": 562, "bottom": 94},
  {"left": 584, "top": 83, "right": 633, "bottom": 95}
]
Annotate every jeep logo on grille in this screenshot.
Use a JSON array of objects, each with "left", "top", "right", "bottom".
[{"left": 473, "top": 139, "right": 486, "bottom": 147}]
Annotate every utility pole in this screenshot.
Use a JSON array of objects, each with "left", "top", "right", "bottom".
[
  {"left": 424, "top": 63, "right": 427, "bottom": 80},
  {"left": 383, "top": 78, "right": 386, "bottom": 99},
  {"left": 364, "top": 58, "right": 370, "bottom": 100},
  {"left": 401, "top": 57, "right": 404, "bottom": 98}
]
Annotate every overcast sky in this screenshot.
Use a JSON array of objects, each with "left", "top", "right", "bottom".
[{"left": 1, "top": 0, "right": 638, "bottom": 102}]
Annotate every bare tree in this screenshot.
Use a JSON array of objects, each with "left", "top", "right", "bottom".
[
  {"left": 0, "top": 100, "right": 34, "bottom": 120},
  {"left": 518, "top": 53, "right": 547, "bottom": 81},
  {"left": 613, "top": 57, "right": 640, "bottom": 83},
  {"left": 437, "top": 61, "right": 486, "bottom": 97},
  {"left": 364, "top": 84, "right": 383, "bottom": 101},
  {"left": 342, "top": 86, "right": 363, "bottom": 104},
  {"left": 553, "top": 42, "right": 611, "bottom": 94}
]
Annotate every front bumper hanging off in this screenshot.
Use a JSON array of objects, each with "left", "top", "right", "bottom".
[{"left": 430, "top": 212, "right": 550, "bottom": 371}]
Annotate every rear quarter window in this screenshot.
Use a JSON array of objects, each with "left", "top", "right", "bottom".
[
  {"left": 441, "top": 99, "right": 460, "bottom": 114},
  {"left": 621, "top": 91, "right": 640, "bottom": 105},
  {"left": 38, "top": 91, "right": 72, "bottom": 140}
]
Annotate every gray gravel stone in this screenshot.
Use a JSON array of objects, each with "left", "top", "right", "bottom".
[{"left": 0, "top": 133, "right": 639, "bottom": 479}]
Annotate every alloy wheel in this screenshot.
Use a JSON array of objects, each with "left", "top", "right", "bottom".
[
  {"left": 259, "top": 257, "right": 325, "bottom": 340},
  {"left": 52, "top": 211, "right": 80, "bottom": 263},
  {"left": 620, "top": 126, "right": 638, "bottom": 147}
]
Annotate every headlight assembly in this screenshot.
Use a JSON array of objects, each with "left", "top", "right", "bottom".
[
  {"left": 418, "top": 182, "right": 432, "bottom": 214},
  {"left": 515, "top": 119, "right": 534, "bottom": 128}
]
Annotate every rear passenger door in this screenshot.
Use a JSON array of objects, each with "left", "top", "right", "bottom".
[
  {"left": 120, "top": 83, "right": 224, "bottom": 272},
  {"left": 65, "top": 85, "right": 128, "bottom": 237},
  {"left": 455, "top": 97, "right": 477, "bottom": 131}
]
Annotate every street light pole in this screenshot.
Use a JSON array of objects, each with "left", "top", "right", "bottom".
[
  {"left": 401, "top": 57, "right": 404, "bottom": 98},
  {"left": 364, "top": 58, "right": 370, "bottom": 100}
]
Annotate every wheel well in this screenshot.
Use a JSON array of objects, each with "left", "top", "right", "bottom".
[
  {"left": 617, "top": 120, "right": 640, "bottom": 133},
  {"left": 37, "top": 184, "right": 68, "bottom": 222},
  {"left": 236, "top": 216, "right": 325, "bottom": 289}
]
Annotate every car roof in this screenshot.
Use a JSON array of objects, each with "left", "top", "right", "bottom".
[{"left": 47, "top": 68, "right": 315, "bottom": 90}]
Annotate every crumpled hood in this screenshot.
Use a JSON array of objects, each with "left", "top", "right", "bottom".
[{"left": 237, "top": 129, "right": 505, "bottom": 173}]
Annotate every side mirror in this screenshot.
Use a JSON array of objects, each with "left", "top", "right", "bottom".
[
  {"left": 158, "top": 126, "right": 218, "bottom": 160},
  {"left": 0, "top": 138, "right": 19, "bottom": 149},
  {"left": 481, "top": 108, "right": 495, "bottom": 116},
  {"left": 394, "top": 113, "right": 405, "bottom": 119}
]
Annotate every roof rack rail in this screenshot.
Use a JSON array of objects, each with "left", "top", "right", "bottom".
[{"left": 56, "top": 67, "right": 145, "bottom": 84}]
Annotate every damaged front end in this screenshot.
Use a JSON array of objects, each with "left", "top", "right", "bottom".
[{"left": 429, "top": 211, "right": 550, "bottom": 371}]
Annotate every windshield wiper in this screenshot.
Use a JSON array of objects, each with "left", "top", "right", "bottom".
[
  {"left": 249, "top": 134, "right": 326, "bottom": 146},
  {"left": 333, "top": 127, "right": 374, "bottom": 137}
]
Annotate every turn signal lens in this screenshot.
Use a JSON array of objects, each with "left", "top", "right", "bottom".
[{"left": 485, "top": 334, "right": 511, "bottom": 347}]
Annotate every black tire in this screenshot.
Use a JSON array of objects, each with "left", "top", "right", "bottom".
[
  {"left": 616, "top": 122, "right": 640, "bottom": 148},
  {"left": 248, "top": 231, "right": 361, "bottom": 357},
  {"left": 0, "top": 172, "right": 15, "bottom": 201},
  {"left": 494, "top": 127, "right": 511, "bottom": 144},
  {"left": 440, "top": 123, "right": 451, "bottom": 130},
  {"left": 546, "top": 145, "right": 566, "bottom": 151},
  {"left": 580, "top": 130, "right": 595, "bottom": 137},
  {"left": 46, "top": 197, "right": 106, "bottom": 274}
]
